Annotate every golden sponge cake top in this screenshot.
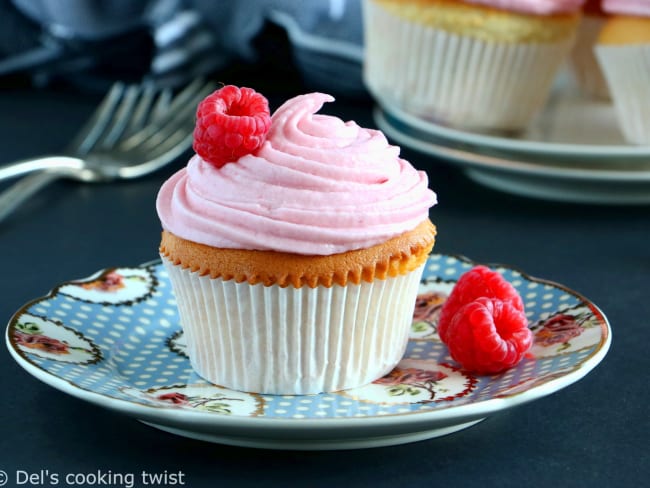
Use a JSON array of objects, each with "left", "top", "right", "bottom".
[
  {"left": 371, "top": 0, "right": 580, "bottom": 43},
  {"left": 160, "top": 219, "right": 436, "bottom": 288}
]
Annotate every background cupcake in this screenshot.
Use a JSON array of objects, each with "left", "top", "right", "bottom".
[
  {"left": 363, "top": 0, "right": 585, "bottom": 132},
  {"left": 595, "top": 0, "right": 650, "bottom": 144},
  {"left": 157, "top": 86, "right": 437, "bottom": 395},
  {"left": 570, "top": 0, "right": 611, "bottom": 99}
]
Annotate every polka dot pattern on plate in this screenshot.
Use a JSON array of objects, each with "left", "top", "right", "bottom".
[{"left": 7, "top": 255, "right": 609, "bottom": 420}]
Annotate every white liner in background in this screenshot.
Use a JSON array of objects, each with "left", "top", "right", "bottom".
[
  {"left": 596, "top": 44, "right": 650, "bottom": 145},
  {"left": 163, "top": 258, "right": 425, "bottom": 395},
  {"left": 570, "top": 15, "right": 610, "bottom": 100},
  {"left": 363, "top": 0, "right": 575, "bottom": 131}
]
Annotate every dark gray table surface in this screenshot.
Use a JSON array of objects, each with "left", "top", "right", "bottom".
[{"left": 0, "top": 80, "right": 648, "bottom": 488}]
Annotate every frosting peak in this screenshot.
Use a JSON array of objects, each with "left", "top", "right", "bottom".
[
  {"left": 465, "top": 0, "right": 586, "bottom": 15},
  {"left": 157, "top": 93, "right": 436, "bottom": 255}
]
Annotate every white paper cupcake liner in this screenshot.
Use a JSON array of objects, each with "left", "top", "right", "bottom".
[
  {"left": 363, "top": 0, "right": 575, "bottom": 131},
  {"left": 570, "top": 15, "right": 610, "bottom": 100},
  {"left": 162, "top": 258, "right": 425, "bottom": 395},
  {"left": 596, "top": 44, "right": 650, "bottom": 145}
]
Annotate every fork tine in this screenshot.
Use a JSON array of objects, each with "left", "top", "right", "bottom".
[
  {"left": 134, "top": 117, "right": 195, "bottom": 156},
  {"left": 146, "top": 78, "right": 204, "bottom": 122},
  {"left": 164, "top": 78, "right": 211, "bottom": 115},
  {"left": 118, "top": 80, "right": 214, "bottom": 151},
  {"left": 67, "top": 82, "right": 125, "bottom": 155},
  {"left": 118, "top": 102, "right": 194, "bottom": 152},
  {"left": 118, "top": 127, "right": 194, "bottom": 179},
  {"left": 96, "top": 84, "right": 143, "bottom": 149},
  {"left": 144, "top": 95, "right": 201, "bottom": 141},
  {"left": 143, "top": 77, "right": 204, "bottom": 126},
  {"left": 123, "top": 82, "right": 158, "bottom": 135},
  {"left": 150, "top": 87, "right": 173, "bottom": 122}
]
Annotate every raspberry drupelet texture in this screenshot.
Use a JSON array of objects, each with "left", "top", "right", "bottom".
[
  {"left": 437, "top": 265, "right": 525, "bottom": 343},
  {"left": 444, "top": 297, "right": 532, "bottom": 375},
  {"left": 193, "top": 85, "right": 271, "bottom": 168}
]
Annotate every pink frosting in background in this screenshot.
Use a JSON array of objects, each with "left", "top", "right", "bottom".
[
  {"left": 156, "top": 93, "right": 436, "bottom": 256},
  {"left": 602, "top": 0, "right": 650, "bottom": 16},
  {"left": 465, "top": 0, "right": 585, "bottom": 14}
]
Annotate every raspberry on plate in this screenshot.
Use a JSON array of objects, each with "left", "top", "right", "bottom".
[
  {"left": 193, "top": 85, "right": 271, "bottom": 168},
  {"left": 438, "top": 265, "right": 525, "bottom": 343},
  {"left": 444, "top": 297, "right": 532, "bottom": 375}
]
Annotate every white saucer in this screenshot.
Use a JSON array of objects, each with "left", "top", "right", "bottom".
[
  {"left": 6, "top": 254, "right": 611, "bottom": 450},
  {"left": 375, "top": 108, "right": 650, "bottom": 204},
  {"left": 378, "top": 85, "right": 650, "bottom": 164}
]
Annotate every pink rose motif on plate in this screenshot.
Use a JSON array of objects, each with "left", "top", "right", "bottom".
[
  {"left": 535, "top": 313, "right": 586, "bottom": 352},
  {"left": 80, "top": 271, "right": 125, "bottom": 292},
  {"left": 529, "top": 305, "right": 603, "bottom": 357},
  {"left": 58, "top": 267, "right": 156, "bottom": 305},
  {"left": 14, "top": 331, "right": 70, "bottom": 354},
  {"left": 143, "top": 387, "right": 263, "bottom": 415},
  {"left": 156, "top": 392, "right": 190, "bottom": 405},
  {"left": 375, "top": 367, "right": 448, "bottom": 386},
  {"left": 12, "top": 316, "right": 102, "bottom": 364},
  {"left": 345, "top": 360, "right": 476, "bottom": 405},
  {"left": 154, "top": 390, "right": 239, "bottom": 413},
  {"left": 411, "top": 291, "right": 448, "bottom": 339},
  {"left": 413, "top": 291, "right": 447, "bottom": 323},
  {"left": 373, "top": 367, "right": 449, "bottom": 400}
]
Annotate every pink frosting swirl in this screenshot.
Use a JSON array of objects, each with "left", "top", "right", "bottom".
[
  {"left": 156, "top": 93, "right": 436, "bottom": 255},
  {"left": 465, "top": 0, "right": 585, "bottom": 14},
  {"left": 602, "top": 0, "right": 650, "bottom": 16}
]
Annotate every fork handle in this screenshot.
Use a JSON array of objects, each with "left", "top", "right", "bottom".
[
  {"left": 0, "top": 171, "right": 62, "bottom": 223},
  {"left": 0, "top": 156, "right": 83, "bottom": 182}
]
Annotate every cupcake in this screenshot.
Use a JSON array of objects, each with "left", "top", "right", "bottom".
[
  {"left": 363, "top": 0, "right": 585, "bottom": 132},
  {"left": 570, "top": 0, "right": 611, "bottom": 99},
  {"left": 595, "top": 0, "right": 650, "bottom": 144},
  {"left": 156, "top": 85, "right": 437, "bottom": 395}
]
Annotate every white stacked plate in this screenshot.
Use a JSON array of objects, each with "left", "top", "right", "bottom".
[{"left": 373, "top": 80, "right": 650, "bottom": 204}]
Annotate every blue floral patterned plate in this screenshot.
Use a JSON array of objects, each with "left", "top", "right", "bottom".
[{"left": 5, "top": 254, "right": 611, "bottom": 450}]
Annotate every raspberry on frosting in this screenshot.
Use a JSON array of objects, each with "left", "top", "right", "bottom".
[{"left": 192, "top": 85, "right": 271, "bottom": 168}]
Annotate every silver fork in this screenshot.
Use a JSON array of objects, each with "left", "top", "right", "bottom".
[{"left": 0, "top": 78, "right": 215, "bottom": 223}]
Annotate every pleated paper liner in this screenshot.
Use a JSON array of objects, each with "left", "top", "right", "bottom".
[
  {"left": 596, "top": 44, "right": 650, "bottom": 145},
  {"left": 163, "top": 259, "right": 425, "bottom": 394},
  {"left": 363, "top": 0, "right": 576, "bottom": 132},
  {"left": 570, "top": 15, "right": 610, "bottom": 100}
]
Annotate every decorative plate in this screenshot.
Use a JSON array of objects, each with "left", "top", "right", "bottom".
[{"left": 6, "top": 255, "right": 611, "bottom": 450}]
